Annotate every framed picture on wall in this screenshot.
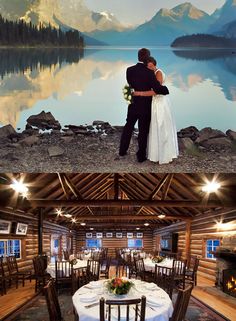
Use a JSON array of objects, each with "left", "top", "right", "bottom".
[
  {"left": 106, "top": 232, "right": 113, "bottom": 238},
  {"left": 86, "top": 232, "right": 93, "bottom": 238},
  {"left": 137, "top": 232, "right": 143, "bottom": 238},
  {"left": 116, "top": 232, "right": 123, "bottom": 238},
  {"left": 96, "top": 232, "right": 103, "bottom": 239},
  {"left": 127, "top": 232, "right": 133, "bottom": 238},
  {"left": 15, "top": 223, "right": 28, "bottom": 235},
  {"left": 0, "top": 219, "right": 11, "bottom": 234}
]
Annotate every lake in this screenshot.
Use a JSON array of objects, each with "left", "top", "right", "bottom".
[{"left": 0, "top": 47, "right": 236, "bottom": 132}]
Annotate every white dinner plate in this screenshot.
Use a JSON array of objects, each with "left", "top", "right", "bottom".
[{"left": 80, "top": 293, "right": 97, "bottom": 303}]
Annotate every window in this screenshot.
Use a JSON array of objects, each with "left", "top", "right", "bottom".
[
  {"left": 86, "top": 239, "right": 102, "bottom": 248},
  {"left": 128, "top": 239, "right": 143, "bottom": 248},
  {"left": 206, "top": 239, "right": 220, "bottom": 259},
  {"left": 0, "top": 239, "right": 21, "bottom": 258}
]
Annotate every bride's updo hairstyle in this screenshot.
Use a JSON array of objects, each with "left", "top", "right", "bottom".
[
  {"left": 146, "top": 56, "right": 157, "bottom": 67},
  {"left": 138, "top": 48, "right": 151, "bottom": 63}
]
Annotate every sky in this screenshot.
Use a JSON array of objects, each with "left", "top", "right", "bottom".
[{"left": 84, "top": 0, "right": 226, "bottom": 25}]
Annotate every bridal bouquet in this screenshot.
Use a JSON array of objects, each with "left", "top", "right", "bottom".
[
  {"left": 106, "top": 277, "right": 133, "bottom": 295},
  {"left": 123, "top": 84, "right": 133, "bottom": 104}
]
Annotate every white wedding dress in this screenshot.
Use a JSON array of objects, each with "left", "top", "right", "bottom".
[{"left": 147, "top": 69, "right": 179, "bottom": 164}]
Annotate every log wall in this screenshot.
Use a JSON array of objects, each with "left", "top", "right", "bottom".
[
  {"left": 76, "top": 230, "right": 153, "bottom": 258},
  {"left": 154, "top": 209, "right": 236, "bottom": 281},
  {"left": 0, "top": 209, "right": 77, "bottom": 272}
]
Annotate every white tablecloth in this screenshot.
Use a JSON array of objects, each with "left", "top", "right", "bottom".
[
  {"left": 47, "top": 260, "right": 87, "bottom": 278},
  {"left": 72, "top": 279, "right": 173, "bottom": 321},
  {"left": 144, "top": 258, "right": 174, "bottom": 273}
]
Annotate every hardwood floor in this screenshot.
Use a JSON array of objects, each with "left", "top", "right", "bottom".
[
  {"left": 193, "top": 274, "right": 236, "bottom": 321},
  {"left": 0, "top": 280, "right": 37, "bottom": 321}
]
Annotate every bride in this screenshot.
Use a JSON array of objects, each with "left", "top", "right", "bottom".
[{"left": 134, "top": 56, "right": 179, "bottom": 164}]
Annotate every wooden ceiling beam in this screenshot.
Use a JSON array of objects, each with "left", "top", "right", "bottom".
[
  {"left": 58, "top": 214, "right": 190, "bottom": 221},
  {"left": 23, "top": 199, "right": 231, "bottom": 208}
]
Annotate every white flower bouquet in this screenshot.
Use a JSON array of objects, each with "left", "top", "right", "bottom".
[{"left": 122, "top": 84, "right": 133, "bottom": 104}]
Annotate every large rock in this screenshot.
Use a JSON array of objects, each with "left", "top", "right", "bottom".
[
  {"left": 27, "top": 111, "right": 61, "bottom": 130},
  {"left": 178, "top": 137, "right": 195, "bottom": 151},
  {"left": 20, "top": 136, "right": 40, "bottom": 147},
  {"left": 196, "top": 127, "right": 226, "bottom": 144},
  {"left": 200, "top": 137, "right": 232, "bottom": 149},
  {"left": 48, "top": 146, "right": 64, "bottom": 157},
  {"left": 0, "top": 124, "right": 16, "bottom": 138},
  {"left": 177, "top": 126, "right": 199, "bottom": 141},
  {"left": 226, "top": 129, "right": 236, "bottom": 141}
]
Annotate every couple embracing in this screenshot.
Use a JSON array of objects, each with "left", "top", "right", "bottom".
[{"left": 119, "top": 48, "right": 179, "bottom": 164}]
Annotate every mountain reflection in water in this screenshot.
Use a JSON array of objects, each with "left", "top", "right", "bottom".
[{"left": 0, "top": 47, "right": 235, "bottom": 132}]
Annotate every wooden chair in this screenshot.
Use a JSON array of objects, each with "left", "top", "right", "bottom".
[
  {"left": 33, "top": 256, "right": 51, "bottom": 292},
  {"left": 154, "top": 265, "right": 175, "bottom": 299},
  {"left": 55, "top": 260, "right": 73, "bottom": 292},
  {"left": 134, "top": 258, "right": 152, "bottom": 281},
  {"left": 63, "top": 250, "right": 70, "bottom": 260},
  {"left": 87, "top": 259, "right": 100, "bottom": 281},
  {"left": 7, "top": 255, "right": 32, "bottom": 287},
  {"left": 0, "top": 257, "right": 7, "bottom": 295},
  {"left": 72, "top": 266, "right": 89, "bottom": 294},
  {"left": 170, "top": 283, "right": 193, "bottom": 321},
  {"left": 44, "top": 279, "right": 63, "bottom": 321},
  {"left": 185, "top": 256, "right": 199, "bottom": 286},
  {"left": 172, "top": 259, "right": 187, "bottom": 289},
  {"left": 100, "top": 296, "right": 146, "bottom": 321},
  {"left": 100, "top": 256, "right": 111, "bottom": 279}
]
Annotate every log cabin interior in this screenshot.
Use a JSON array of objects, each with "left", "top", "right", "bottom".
[{"left": 0, "top": 173, "right": 236, "bottom": 321}]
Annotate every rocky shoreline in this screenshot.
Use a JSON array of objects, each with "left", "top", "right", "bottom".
[{"left": 0, "top": 111, "right": 236, "bottom": 172}]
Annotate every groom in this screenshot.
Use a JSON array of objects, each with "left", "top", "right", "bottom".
[{"left": 119, "top": 48, "right": 169, "bottom": 162}]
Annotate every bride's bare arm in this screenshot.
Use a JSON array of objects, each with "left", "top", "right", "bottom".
[{"left": 156, "top": 70, "right": 163, "bottom": 85}]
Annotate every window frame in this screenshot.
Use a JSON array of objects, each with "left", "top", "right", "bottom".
[
  {"left": 85, "top": 238, "right": 102, "bottom": 248},
  {"left": 204, "top": 238, "right": 221, "bottom": 260},
  {"left": 0, "top": 239, "right": 22, "bottom": 259}
]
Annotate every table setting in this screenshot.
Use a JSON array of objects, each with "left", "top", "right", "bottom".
[
  {"left": 46, "top": 259, "right": 88, "bottom": 278},
  {"left": 72, "top": 278, "right": 173, "bottom": 321}
]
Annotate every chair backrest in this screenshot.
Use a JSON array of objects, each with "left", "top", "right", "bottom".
[
  {"left": 33, "top": 256, "right": 47, "bottom": 277},
  {"left": 100, "top": 296, "right": 146, "bottom": 321},
  {"left": 44, "top": 280, "right": 62, "bottom": 321},
  {"left": 72, "top": 266, "right": 89, "bottom": 294},
  {"left": 171, "top": 283, "right": 193, "bottom": 321},
  {"left": 0, "top": 257, "right": 5, "bottom": 278},
  {"left": 188, "top": 256, "right": 199, "bottom": 273},
  {"left": 100, "top": 256, "right": 111, "bottom": 278},
  {"left": 63, "top": 250, "right": 70, "bottom": 260},
  {"left": 6, "top": 256, "right": 18, "bottom": 274},
  {"left": 154, "top": 265, "right": 175, "bottom": 299},
  {"left": 172, "top": 259, "right": 187, "bottom": 276},
  {"left": 87, "top": 259, "right": 100, "bottom": 281},
  {"left": 134, "top": 258, "right": 145, "bottom": 279},
  {"left": 55, "top": 260, "right": 72, "bottom": 280}
]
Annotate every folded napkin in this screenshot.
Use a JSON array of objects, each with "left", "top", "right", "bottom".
[
  {"left": 146, "top": 296, "right": 165, "bottom": 307},
  {"left": 89, "top": 281, "right": 102, "bottom": 288},
  {"left": 144, "top": 282, "right": 157, "bottom": 290},
  {"left": 80, "top": 293, "right": 97, "bottom": 303}
]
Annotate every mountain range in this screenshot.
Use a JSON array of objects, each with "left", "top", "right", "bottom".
[{"left": 0, "top": 0, "right": 235, "bottom": 45}]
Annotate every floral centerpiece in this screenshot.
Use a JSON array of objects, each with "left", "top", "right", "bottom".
[
  {"left": 122, "top": 84, "right": 133, "bottom": 105},
  {"left": 69, "top": 257, "right": 78, "bottom": 265},
  {"left": 152, "top": 255, "right": 164, "bottom": 263},
  {"left": 106, "top": 277, "right": 133, "bottom": 295}
]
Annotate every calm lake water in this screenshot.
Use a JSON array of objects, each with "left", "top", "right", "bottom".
[{"left": 0, "top": 47, "right": 236, "bottom": 132}]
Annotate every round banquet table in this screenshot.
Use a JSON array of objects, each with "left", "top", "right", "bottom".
[
  {"left": 72, "top": 279, "right": 173, "bottom": 321},
  {"left": 144, "top": 258, "right": 174, "bottom": 273},
  {"left": 47, "top": 259, "right": 87, "bottom": 278}
]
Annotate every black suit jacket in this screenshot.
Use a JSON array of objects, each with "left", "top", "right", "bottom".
[{"left": 126, "top": 63, "right": 169, "bottom": 114}]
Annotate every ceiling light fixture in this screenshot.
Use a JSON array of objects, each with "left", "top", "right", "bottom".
[
  {"left": 158, "top": 214, "right": 166, "bottom": 219},
  {"left": 202, "top": 181, "right": 221, "bottom": 193},
  {"left": 136, "top": 227, "right": 140, "bottom": 230},
  {"left": 64, "top": 214, "right": 72, "bottom": 218},
  {"left": 90, "top": 227, "right": 94, "bottom": 230},
  {"left": 71, "top": 218, "right": 77, "bottom": 223},
  {"left": 80, "top": 222, "right": 86, "bottom": 226},
  {"left": 144, "top": 223, "right": 149, "bottom": 226},
  {"left": 10, "top": 179, "right": 28, "bottom": 195},
  {"left": 56, "top": 209, "right": 63, "bottom": 216}
]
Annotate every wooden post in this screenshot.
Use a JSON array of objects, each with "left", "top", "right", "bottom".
[
  {"left": 38, "top": 208, "right": 44, "bottom": 255},
  {"left": 185, "top": 220, "right": 191, "bottom": 264}
]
